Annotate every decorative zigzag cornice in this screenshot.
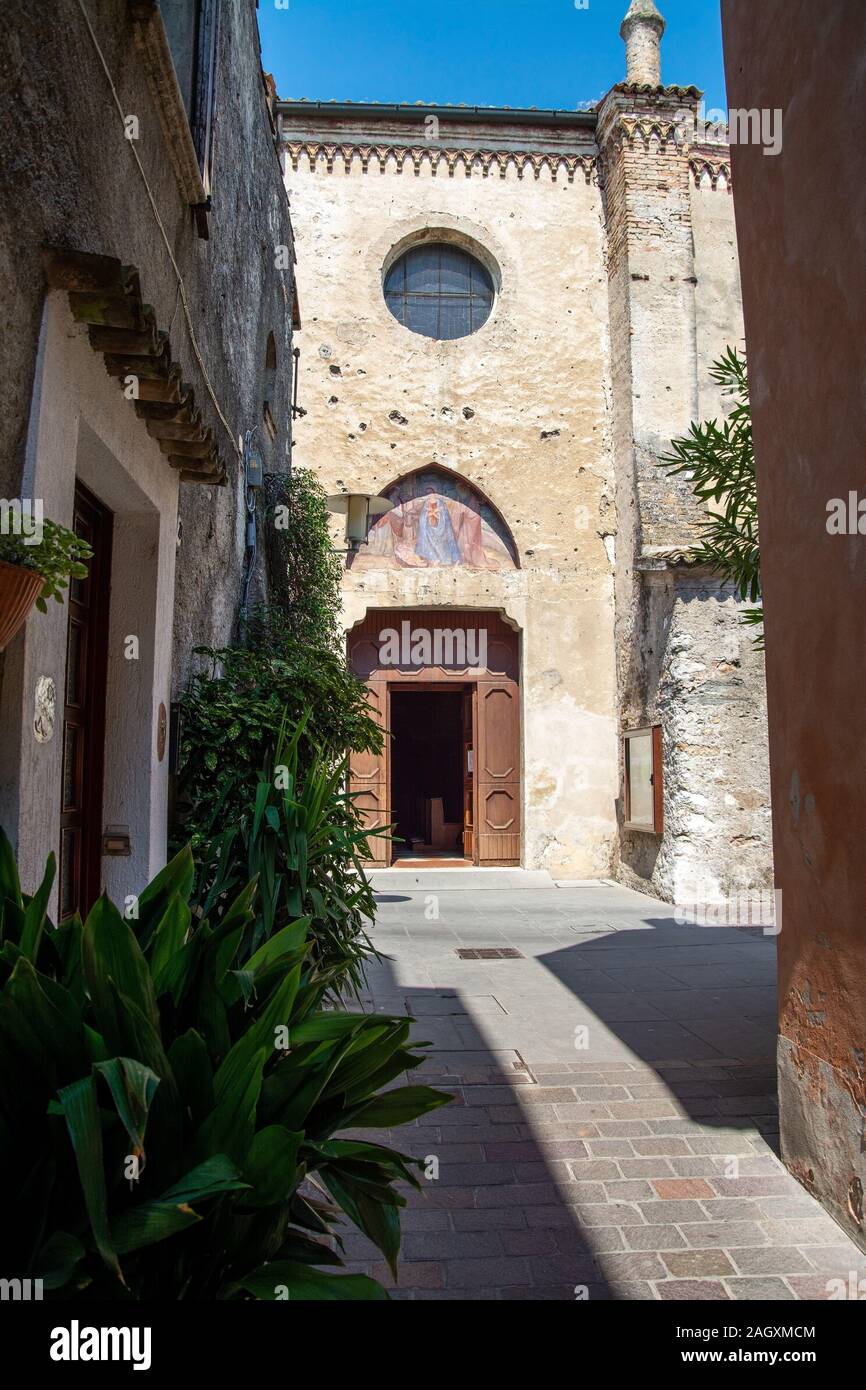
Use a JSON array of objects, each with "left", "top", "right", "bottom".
[
  {"left": 284, "top": 141, "right": 599, "bottom": 185},
  {"left": 689, "top": 156, "right": 732, "bottom": 191},
  {"left": 284, "top": 133, "right": 731, "bottom": 194},
  {"left": 598, "top": 116, "right": 733, "bottom": 191},
  {"left": 615, "top": 115, "right": 683, "bottom": 145}
]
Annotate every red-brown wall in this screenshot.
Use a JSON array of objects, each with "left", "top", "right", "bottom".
[{"left": 722, "top": 0, "right": 866, "bottom": 1248}]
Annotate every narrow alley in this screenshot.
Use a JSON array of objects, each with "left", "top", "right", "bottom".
[{"left": 341, "top": 873, "right": 865, "bottom": 1300}]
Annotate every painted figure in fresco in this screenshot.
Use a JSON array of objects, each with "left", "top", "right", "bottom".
[
  {"left": 452, "top": 479, "right": 488, "bottom": 568},
  {"left": 415, "top": 488, "right": 461, "bottom": 565},
  {"left": 355, "top": 468, "right": 517, "bottom": 571},
  {"left": 381, "top": 484, "right": 426, "bottom": 566}
]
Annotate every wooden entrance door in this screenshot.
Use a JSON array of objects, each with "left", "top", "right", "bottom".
[
  {"left": 476, "top": 676, "right": 520, "bottom": 865},
  {"left": 463, "top": 687, "right": 475, "bottom": 862},
  {"left": 58, "top": 482, "right": 112, "bottom": 920},
  {"left": 348, "top": 680, "right": 390, "bottom": 864},
  {"left": 347, "top": 610, "right": 520, "bottom": 867}
]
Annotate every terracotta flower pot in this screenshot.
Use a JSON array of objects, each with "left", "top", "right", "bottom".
[{"left": 0, "top": 559, "right": 45, "bottom": 651}]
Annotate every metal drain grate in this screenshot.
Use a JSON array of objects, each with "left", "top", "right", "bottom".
[{"left": 455, "top": 947, "right": 524, "bottom": 960}]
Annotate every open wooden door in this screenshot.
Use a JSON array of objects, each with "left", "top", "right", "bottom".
[
  {"left": 476, "top": 676, "right": 520, "bottom": 865},
  {"left": 462, "top": 687, "right": 474, "bottom": 862},
  {"left": 349, "top": 680, "right": 390, "bottom": 864},
  {"left": 347, "top": 610, "right": 520, "bottom": 867}
]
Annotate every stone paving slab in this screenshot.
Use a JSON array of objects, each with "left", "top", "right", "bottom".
[{"left": 338, "top": 878, "right": 865, "bottom": 1300}]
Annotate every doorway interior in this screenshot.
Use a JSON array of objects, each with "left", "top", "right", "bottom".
[
  {"left": 389, "top": 687, "right": 472, "bottom": 864},
  {"left": 58, "top": 480, "right": 113, "bottom": 920}
]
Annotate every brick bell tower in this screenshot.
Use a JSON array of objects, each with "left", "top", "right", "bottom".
[
  {"left": 621, "top": 0, "right": 666, "bottom": 86},
  {"left": 598, "top": 4, "right": 764, "bottom": 909},
  {"left": 597, "top": 0, "right": 703, "bottom": 558}
]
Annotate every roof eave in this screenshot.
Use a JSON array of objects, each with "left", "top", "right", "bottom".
[{"left": 274, "top": 100, "right": 599, "bottom": 130}]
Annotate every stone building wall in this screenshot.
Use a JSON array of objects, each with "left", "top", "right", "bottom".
[
  {"left": 0, "top": 0, "right": 294, "bottom": 901},
  {"left": 278, "top": 45, "right": 773, "bottom": 893},
  {"left": 0, "top": 0, "right": 295, "bottom": 690},
  {"left": 618, "top": 566, "right": 773, "bottom": 903},
  {"left": 598, "top": 82, "right": 772, "bottom": 903},
  {"left": 690, "top": 164, "right": 744, "bottom": 416},
  {"left": 281, "top": 113, "right": 620, "bottom": 878}
]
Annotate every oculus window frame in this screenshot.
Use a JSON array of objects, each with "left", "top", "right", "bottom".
[
  {"left": 623, "top": 725, "right": 664, "bottom": 834},
  {"left": 383, "top": 242, "right": 495, "bottom": 341}
]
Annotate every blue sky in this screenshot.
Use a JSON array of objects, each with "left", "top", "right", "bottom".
[{"left": 258, "top": 0, "right": 727, "bottom": 114}]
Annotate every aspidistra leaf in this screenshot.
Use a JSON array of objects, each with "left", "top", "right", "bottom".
[
  {"left": 56, "top": 1075, "right": 121, "bottom": 1281},
  {"left": 237, "top": 1261, "right": 388, "bottom": 1301}
]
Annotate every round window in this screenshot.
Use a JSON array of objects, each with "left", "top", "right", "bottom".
[{"left": 384, "top": 242, "right": 495, "bottom": 341}]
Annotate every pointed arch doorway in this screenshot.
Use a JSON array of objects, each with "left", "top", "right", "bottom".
[{"left": 348, "top": 609, "right": 521, "bottom": 867}]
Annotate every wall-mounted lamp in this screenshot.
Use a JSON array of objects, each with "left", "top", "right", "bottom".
[{"left": 326, "top": 491, "right": 394, "bottom": 553}]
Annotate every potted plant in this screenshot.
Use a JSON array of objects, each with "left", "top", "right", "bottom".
[{"left": 0, "top": 518, "right": 92, "bottom": 649}]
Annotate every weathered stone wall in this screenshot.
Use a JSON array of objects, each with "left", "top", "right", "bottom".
[
  {"left": 0, "top": 0, "right": 294, "bottom": 691},
  {"left": 598, "top": 84, "right": 772, "bottom": 902},
  {"left": 691, "top": 170, "right": 744, "bottom": 415},
  {"left": 281, "top": 114, "right": 619, "bottom": 877},
  {"left": 618, "top": 568, "right": 773, "bottom": 902},
  {"left": 0, "top": 0, "right": 293, "bottom": 890},
  {"left": 280, "top": 90, "right": 772, "bottom": 891},
  {"left": 598, "top": 88, "right": 703, "bottom": 549}
]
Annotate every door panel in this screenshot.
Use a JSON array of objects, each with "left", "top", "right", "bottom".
[
  {"left": 349, "top": 680, "right": 390, "bottom": 864},
  {"left": 59, "top": 482, "right": 112, "bottom": 919},
  {"left": 346, "top": 613, "right": 520, "bottom": 868},
  {"left": 462, "top": 687, "right": 474, "bottom": 862},
  {"left": 476, "top": 679, "right": 520, "bottom": 865}
]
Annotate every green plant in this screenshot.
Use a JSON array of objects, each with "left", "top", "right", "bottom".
[
  {"left": 173, "top": 464, "right": 383, "bottom": 860},
  {"left": 0, "top": 518, "right": 91, "bottom": 611},
  {"left": 174, "top": 640, "right": 381, "bottom": 853},
  {"left": 658, "top": 346, "right": 763, "bottom": 643},
  {"left": 0, "top": 829, "right": 449, "bottom": 1300},
  {"left": 263, "top": 468, "right": 344, "bottom": 652},
  {"left": 193, "top": 714, "right": 382, "bottom": 996}
]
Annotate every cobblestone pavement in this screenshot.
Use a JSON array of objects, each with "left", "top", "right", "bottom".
[{"left": 339, "top": 872, "right": 865, "bottom": 1301}]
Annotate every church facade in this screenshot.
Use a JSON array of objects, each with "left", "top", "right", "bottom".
[{"left": 277, "top": 1, "right": 772, "bottom": 900}]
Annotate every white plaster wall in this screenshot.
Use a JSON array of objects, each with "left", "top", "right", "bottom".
[
  {"left": 0, "top": 294, "right": 178, "bottom": 910},
  {"left": 285, "top": 154, "right": 619, "bottom": 877}
]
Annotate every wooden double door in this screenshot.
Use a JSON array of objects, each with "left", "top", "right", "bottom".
[{"left": 347, "top": 610, "right": 520, "bottom": 866}]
